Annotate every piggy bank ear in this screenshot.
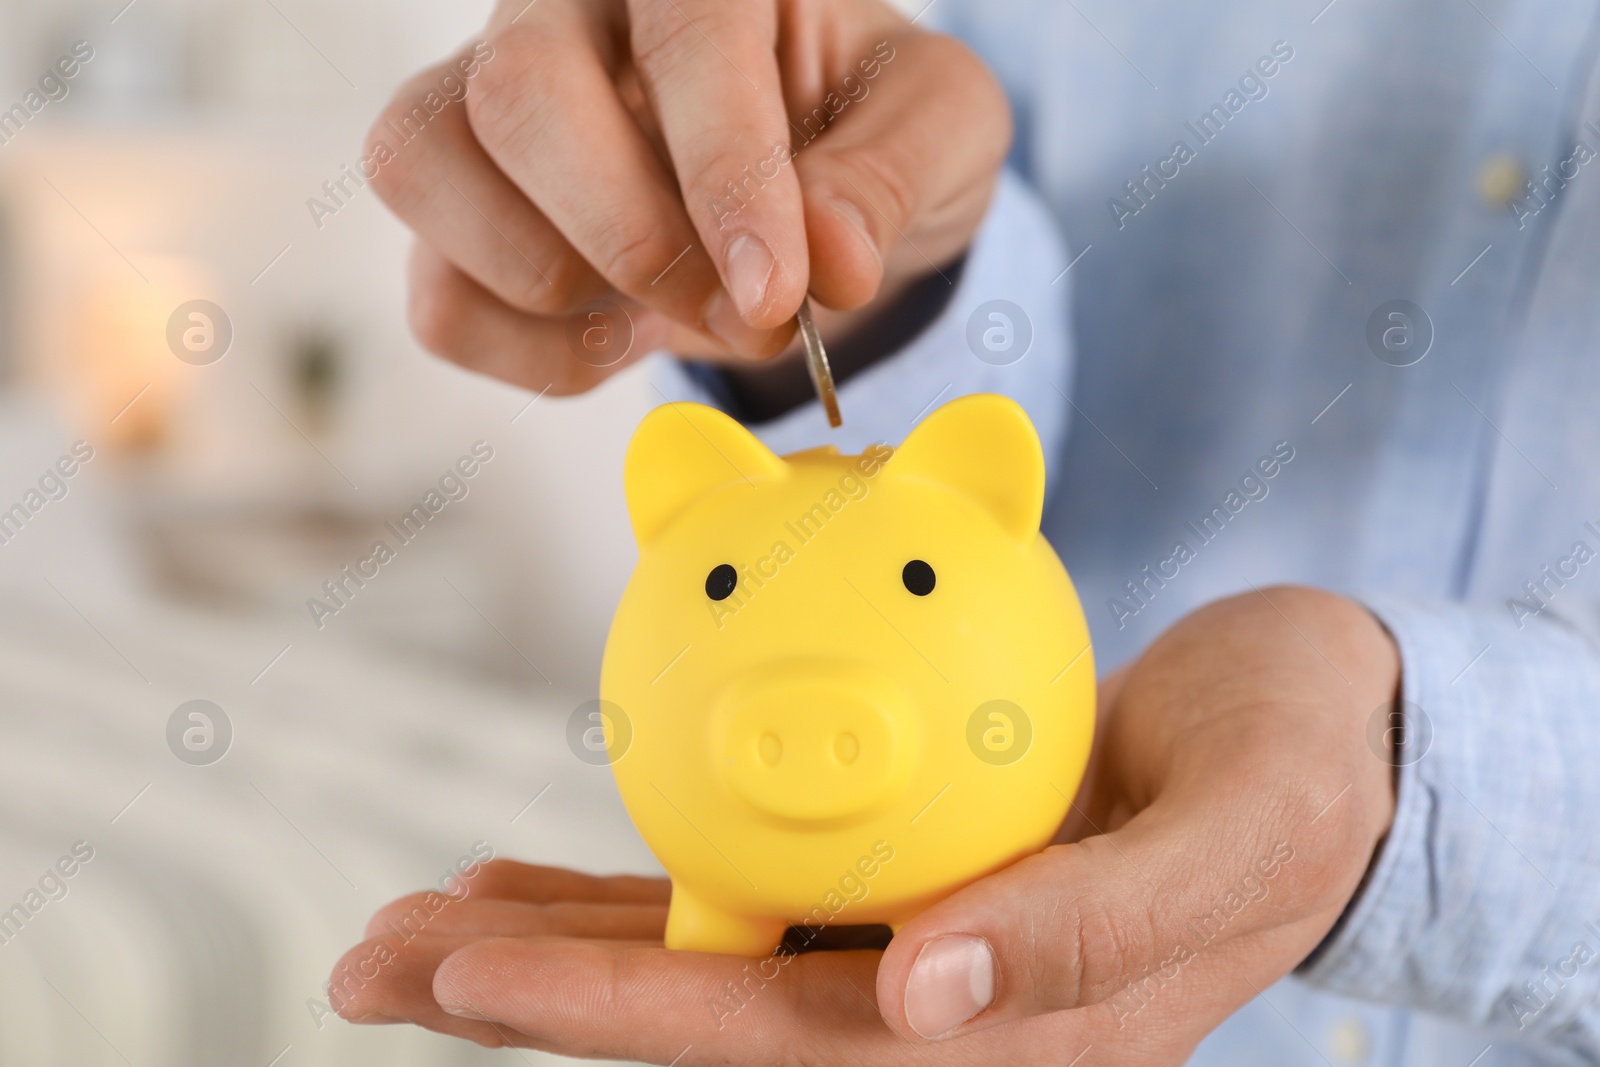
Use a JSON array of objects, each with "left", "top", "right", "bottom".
[
  {"left": 892, "top": 393, "right": 1045, "bottom": 541},
  {"left": 624, "top": 402, "right": 787, "bottom": 545}
]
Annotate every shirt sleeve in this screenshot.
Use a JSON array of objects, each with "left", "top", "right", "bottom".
[
  {"left": 651, "top": 168, "right": 1077, "bottom": 491},
  {"left": 1297, "top": 593, "right": 1600, "bottom": 1062}
]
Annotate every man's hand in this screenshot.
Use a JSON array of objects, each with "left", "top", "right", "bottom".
[
  {"left": 331, "top": 586, "right": 1399, "bottom": 1064},
  {"left": 368, "top": 0, "right": 1011, "bottom": 395}
]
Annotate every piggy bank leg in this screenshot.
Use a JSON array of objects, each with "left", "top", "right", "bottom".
[{"left": 664, "top": 886, "right": 786, "bottom": 956}]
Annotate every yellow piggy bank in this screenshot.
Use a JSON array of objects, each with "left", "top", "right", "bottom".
[{"left": 599, "top": 392, "right": 1095, "bottom": 956}]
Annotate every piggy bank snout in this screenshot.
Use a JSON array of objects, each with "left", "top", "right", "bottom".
[{"left": 715, "top": 667, "right": 918, "bottom": 824}]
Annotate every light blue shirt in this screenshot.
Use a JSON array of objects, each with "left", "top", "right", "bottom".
[{"left": 664, "top": 0, "right": 1600, "bottom": 1062}]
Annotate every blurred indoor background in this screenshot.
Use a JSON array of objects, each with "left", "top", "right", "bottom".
[{"left": 0, "top": 0, "right": 664, "bottom": 1062}]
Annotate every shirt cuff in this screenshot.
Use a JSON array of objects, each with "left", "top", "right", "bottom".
[
  {"left": 652, "top": 168, "right": 1076, "bottom": 486},
  {"left": 1298, "top": 594, "right": 1600, "bottom": 1050}
]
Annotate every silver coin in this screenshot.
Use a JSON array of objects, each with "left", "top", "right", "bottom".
[{"left": 796, "top": 297, "right": 842, "bottom": 428}]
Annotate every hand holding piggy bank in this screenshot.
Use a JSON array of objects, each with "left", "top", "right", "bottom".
[{"left": 600, "top": 393, "right": 1095, "bottom": 956}]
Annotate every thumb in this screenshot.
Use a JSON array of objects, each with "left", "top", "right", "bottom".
[
  {"left": 875, "top": 805, "right": 1303, "bottom": 1041},
  {"left": 792, "top": 30, "right": 1012, "bottom": 311}
]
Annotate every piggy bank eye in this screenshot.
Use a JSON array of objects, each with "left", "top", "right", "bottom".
[
  {"left": 706, "top": 563, "right": 739, "bottom": 601},
  {"left": 902, "top": 559, "right": 936, "bottom": 596}
]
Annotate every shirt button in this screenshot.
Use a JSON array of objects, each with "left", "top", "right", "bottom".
[
  {"left": 1328, "top": 1017, "right": 1371, "bottom": 1063},
  {"left": 1477, "top": 154, "right": 1527, "bottom": 206}
]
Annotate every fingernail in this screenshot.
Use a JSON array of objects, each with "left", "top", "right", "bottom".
[
  {"left": 831, "top": 198, "right": 879, "bottom": 270},
  {"left": 348, "top": 1012, "right": 404, "bottom": 1025},
  {"left": 702, "top": 288, "right": 772, "bottom": 357},
  {"left": 904, "top": 935, "right": 995, "bottom": 1039},
  {"left": 438, "top": 1001, "right": 489, "bottom": 1020},
  {"left": 724, "top": 233, "right": 775, "bottom": 320}
]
